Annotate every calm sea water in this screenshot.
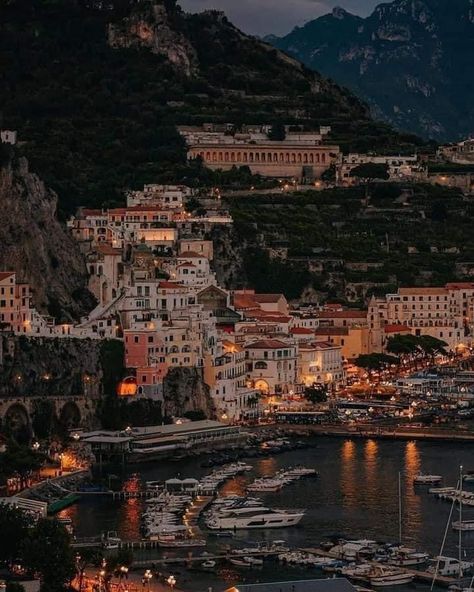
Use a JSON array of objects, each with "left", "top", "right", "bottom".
[{"left": 62, "top": 438, "right": 474, "bottom": 591}]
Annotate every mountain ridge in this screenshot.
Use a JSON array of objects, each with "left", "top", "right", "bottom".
[{"left": 270, "top": 0, "right": 474, "bottom": 140}]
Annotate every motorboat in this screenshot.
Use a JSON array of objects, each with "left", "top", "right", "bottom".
[
  {"left": 414, "top": 473, "right": 442, "bottom": 485},
  {"left": 102, "top": 531, "right": 121, "bottom": 550},
  {"left": 453, "top": 520, "right": 474, "bottom": 531},
  {"left": 387, "top": 546, "right": 430, "bottom": 566},
  {"left": 201, "top": 560, "right": 216, "bottom": 569},
  {"left": 229, "top": 557, "right": 255, "bottom": 567},
  {"left": 328, "top": 540, "right": 378, "bottom": 561},
  {"left": 369, "top": 566, "right": 414, "bottom": 586},
  {"left": 206, "top": 506, "right": 305, "bottom": 530},
  {"left": 429, "top": 556, "right": 474, "bottom": 576}
]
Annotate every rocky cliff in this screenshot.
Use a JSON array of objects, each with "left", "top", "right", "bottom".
[
  {"left": 163, "top": 367, "right": 216, "bottom": 419},
  {"left": 0, "top": 334, "right": 122, "bottom": 398},
  {"left": 270, "top": 0, "right": 474, "bottom": 140},
  {"left": 0, "top": 155, "right": 95, "bottom": 321},
  {"left": 108, "top": 2, "right": 199, "bottom": 76}
]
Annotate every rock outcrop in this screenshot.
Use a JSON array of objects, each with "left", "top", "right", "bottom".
[
  {"left": 163, "top": 367, "right": 216, "bottom": 419},
  {"left": 108, "top": 2, "right": 198, "bottom": 76},
  {"left": 0, "top": 155, "right": 95, "bottom": 321}
]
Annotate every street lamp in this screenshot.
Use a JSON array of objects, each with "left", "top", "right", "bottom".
[
  {"left": 167, "top": 575, "right": 176, "bottom": 590},
  {"left": 143, "top": 569, "right": 153, "bottom": 590}
]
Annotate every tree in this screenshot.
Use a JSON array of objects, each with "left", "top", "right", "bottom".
[
  {"left": 355, "top": 353, "right": 399, "bottom": 381},
  {"left": 430, "top": 200, "right": 448, "bottom": 221},
  {"left": 0, "top": 506, "right": 30, "bottom": 566},
  {"left": 0, "top": 441, "right": 44, "bottom": 489},
  {"left": 321, "top": 164, "right": 336, "bottom": 183},
  {"left": 268, "top": 123, "right": 286, "bottom": 142},
  {"left": 22, "top": 519, "right": 76, "bottom": 592},
  {"left": 350, "top": 163, "right": 390, "bottom": 202},
  {"left": 304, "top": 384, "right": 328, "bottom": 404}
]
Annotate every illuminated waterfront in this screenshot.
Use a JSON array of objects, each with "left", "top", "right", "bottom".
[{"left": 63, "top": 438, "right": 474, "bottom": 589}]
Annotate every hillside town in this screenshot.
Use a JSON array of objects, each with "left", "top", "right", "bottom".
[
  {"left": 2, "top": 126, "right": 474, "bottom": 424},
  {"left": 3, "top": 2, "right": 474, "bottom": 592}
]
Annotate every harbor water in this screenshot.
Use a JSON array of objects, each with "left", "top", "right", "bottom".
[{"left": 62, "top": 437, "right": 474, "bottom": 590}]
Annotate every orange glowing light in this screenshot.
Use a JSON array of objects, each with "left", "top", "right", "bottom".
[{"left": 117, "top": 376, "right": 137, "bottom": 397}]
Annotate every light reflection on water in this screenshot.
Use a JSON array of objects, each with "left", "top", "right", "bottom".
[{"left": 70, "top": 439, "right": 474, "bottom": 559}]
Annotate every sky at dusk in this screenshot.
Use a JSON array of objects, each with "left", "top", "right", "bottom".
[{"left": 179, "top": 0, "right": 381, "bottom": 36}]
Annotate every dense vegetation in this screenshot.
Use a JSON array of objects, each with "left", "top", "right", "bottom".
[
  {"left": 1, "top": 0, "right": 424, "bottom": 216},
  {"left": 227, "top": 182, "right": 472, "bottom": 303}
]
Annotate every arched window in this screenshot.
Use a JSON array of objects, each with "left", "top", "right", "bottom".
[
  {"left": 237, "top": 152, "right": 241, "bottom": 162},
  {"left": 255, "top": 361, "right": 268, "bottom": 370},
  {"left": 261, "top": 153, "right": 266, "bottom": 162},
  {"left": 297, "top": 153, "right": 302, "bottom": 163},
  {"left": 212, "top": 152, "right": 217, "bottom": 162},
  {"left": 231, "top": 152, "right": 235, "bottom": 162},
  {"left": 322, "top": 153, "right": 326, "bottom": 163},
  {"left": 309, "top": 154, "right": 314, "bottom": 164},
  {"left": 315, "top": 153, "right": 320, "bottom": 163},
  {"left": 286, "top": 153, "right": 290, "bottom": 163},
  {"left": 274, "top": 153, "right": 278, "bottom": 162},
  {"left": 279, "top": 153, "right": 284, "bottom": 162},
  {"left": 249, "top": 152, "right": 254, "bottom": 162},
  {"left": 243, "top": 152, "right": 248, "bottom": 163},
  {"left": 303, "top": 153, "right": 308, "bottom": 164},
  {"left": 218, "top": 152, "right": 223, "bottom": 161},
  {"left": 291, "top": 153, "right": 296, "bottom": 163},
  {"left": 224, "top": 152, "right": 229, "bottom": 162},
  {"left": 206, "top": 152, "right": 211, "bottom": 160}
]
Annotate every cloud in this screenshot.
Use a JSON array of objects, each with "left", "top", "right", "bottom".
[{"left": 179, "top": 0, "right": 379, "bottom": 36}]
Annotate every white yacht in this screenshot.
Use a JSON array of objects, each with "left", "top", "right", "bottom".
[
  {"left": 387, "top": 546, "right": 429, "bottom": 566},
  {"left": 206, "top": 506, "right": 304, "bottom": 530},
  {"left": 452, "top": 519, "right": 474, "bottom": 531},
  {"left": 414, "top": 473, "right": 442, "bottom": 485},
  {"left": 369, "top": 566, "right": 414, "bottom": 587},
  {"left": 429, "top": 556, "right": 473, "bottom": 576}
]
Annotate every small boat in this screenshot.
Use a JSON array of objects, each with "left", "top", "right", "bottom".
[
  {"left": 229, "top": 557, "right": 253, "bottom": 567},
  {"left": 208, "top": 530, "right": 234, "bottom": 538},
  {"left": 201, "top": 560, "right": 216, "bottom": 569},
  {"left": 369, "top": 566, "right": 414, "bottom": 587},
  {"left": 102, "top": 531, "right": 121, "bottom": 550},
  {"left": 414, "top": 473, "right": 442, "bottom": 485},
  {"left": 387, "top": 546, "right": 429, "bottom": 566},
  {"left": 429, "top": 556, "right": 474, "bottom": 576},
  {"left": 452, "top": 519, "right": 474, "bottom": 531}
]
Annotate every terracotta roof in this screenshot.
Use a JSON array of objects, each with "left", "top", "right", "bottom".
[
  {"left": 96, "top": 244, "right": 121, "bottom": 256},
  {"left": 233, "top": 294, "right": 259, "bottom": 309},
  {"left": 384, "top": 324, "right": 412, "bottom": 334},
  {"left": 398, "top": 287, "right": 448, "bottom": 295},
  {"left": 0, "top": 272, "right": 14, "bottom": 281},
  {"left": 253, "top": 294, "right": 285, "bottom": 303},
  {"left": 446, "top": 283, "right": 474, "bottom": 290},
  {"left": 177, "top": 251, "right": 207, "bottom": 259},
  {"left": 300, "top": 341, "right": 340, "bottom": 350},
  {"left": 318, "top": 310, "right": 367, "bottom": 319},
  {"left": 158, "top": 281, "right": 186, "bottom": 290},
  {"left": 290, "top": 327, "right": 314, "bottom": 334},
  {"left": 245, "top": 339, "right": 292, "bottom": 350}
]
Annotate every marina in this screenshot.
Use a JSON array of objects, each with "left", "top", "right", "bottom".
[{"left": 55, "top": 437, "right": 474, "bottom": 591}]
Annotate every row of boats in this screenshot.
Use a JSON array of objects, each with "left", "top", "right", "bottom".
[
  {"left": 247, "top": 466, "right": 318, "bottom": 492},
  {"left": 142, "top": 462, "right": 253, "bottom": 543}
]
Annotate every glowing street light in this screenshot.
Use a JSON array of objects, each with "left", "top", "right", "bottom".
[{"left": 167, "top": 574, "right": 176, "bottom": 590}]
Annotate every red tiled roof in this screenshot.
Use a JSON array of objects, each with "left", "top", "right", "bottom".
[
  {"left": 384, "top": 324, "right": 412, "bottom": 334},
  {"left": 446, "top": 283, "right": 474, "bottom": 290},
  {"left": 253, "top": 294, "right": 285, "bottom": 303},
  {"left": 245, "top": 339, "right": 292, "bottom": 350},
  {"left": 0, "top": 272, "right": 14, "bottom": 281},
  {"left": 158, "top": 281, "right": 186, "bottom": 290},
  {"left": 96, "top": 245, "right": 121, "bottom": 256},
  {"left": 233, "top": 294, "right": 259, "bottom": 309},
  {"left": 399, "top": 287, "right": 448, "bottom": 295}
]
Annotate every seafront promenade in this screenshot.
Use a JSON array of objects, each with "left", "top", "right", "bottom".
[{"left": 277, "top": 423, "right": 474, "bottom": 442}]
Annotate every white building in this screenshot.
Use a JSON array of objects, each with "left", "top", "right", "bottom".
[
  {"left": 244, "top": 339, "right": 298, "bottom": 395},
  {"left": 298, "top": 341, "right": 344, "bottom": 386}
]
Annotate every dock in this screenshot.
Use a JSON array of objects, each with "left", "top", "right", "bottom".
[{"left": 302, "top": 548, "right": 456, "bottom": 587}]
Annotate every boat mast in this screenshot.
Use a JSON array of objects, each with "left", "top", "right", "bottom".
[
  {"left": 459, "top": 464, "right": 463, "bottom": 579},
  {"left": 398, "top": 471, "right": 402, "bottom": 544}
]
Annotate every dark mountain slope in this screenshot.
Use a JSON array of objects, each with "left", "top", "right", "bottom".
[{"left": 0, "top": 0, "right": 422, "bottom": 214}]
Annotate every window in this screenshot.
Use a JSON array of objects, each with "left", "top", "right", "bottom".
[{"left": 134, "top": 336, "right": 139, "bottom": 343}]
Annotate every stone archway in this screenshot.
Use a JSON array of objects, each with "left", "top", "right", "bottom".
[
  {"left": 59, "top": 401, "right": 81, "bottom": 429},
  {"left": 4, "top": 403, "right": 31, "bottom": 440}
]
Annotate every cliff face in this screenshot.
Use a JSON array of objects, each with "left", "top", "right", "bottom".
[
  {"left": 0, "top": 334, "right": 112, "bottom": 398},
  {"left": 163, "top": 367, "right": 216, "bottom": 419},
  {"left": 0, "top": 156, "right": 95, "bottom": 321},
  {"left": 108, "top": 2, "right": 198, "bottom": 76},
  {"left": 270, "top": 0, "right": 474, "bottom": 140}
]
